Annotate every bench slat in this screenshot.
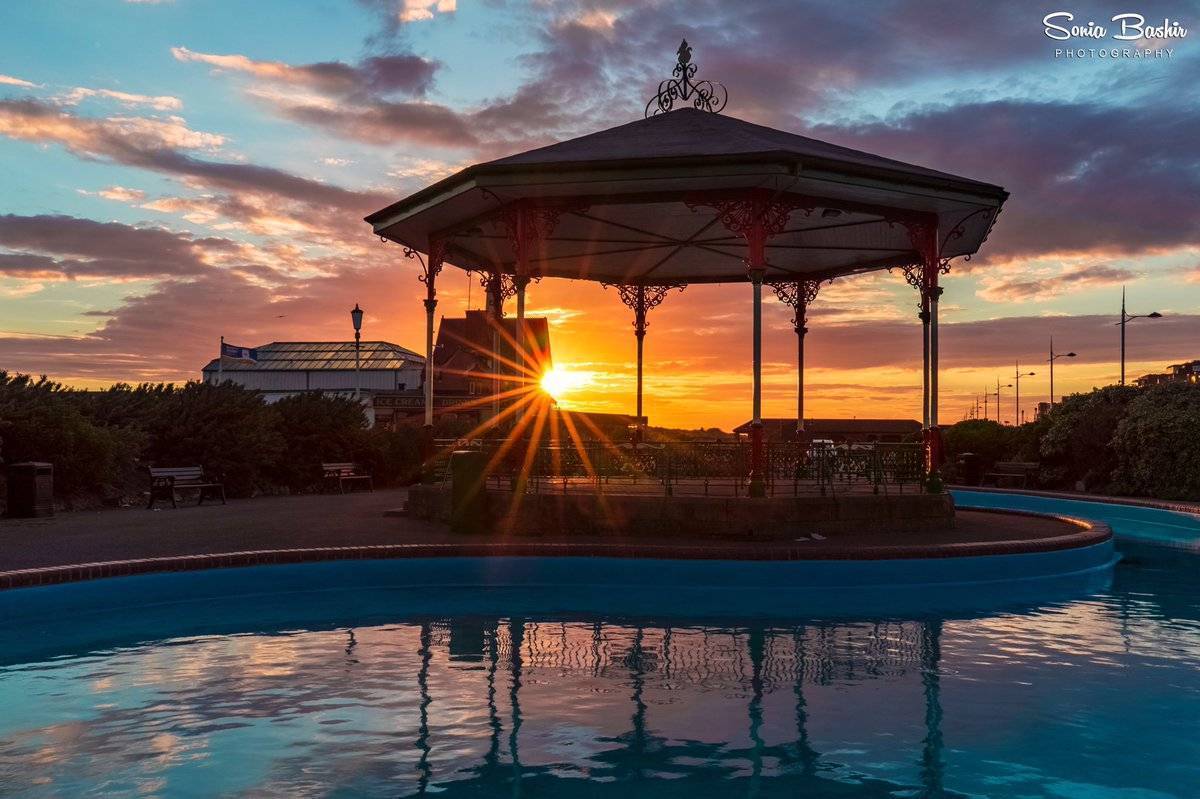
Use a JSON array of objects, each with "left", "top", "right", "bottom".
[{"left": 150, "top": 467, "right": 205, "bottom": 478}]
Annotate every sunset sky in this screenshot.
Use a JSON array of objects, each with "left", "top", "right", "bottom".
[{"left": 1, "top": 0, "right": 1197, "bottom": 430}]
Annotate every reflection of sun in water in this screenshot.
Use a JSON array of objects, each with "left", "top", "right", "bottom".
[{"left": 540, "top": 366, "right": 592, "bottom": 403}]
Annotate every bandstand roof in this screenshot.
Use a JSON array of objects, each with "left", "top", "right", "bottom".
[{"left": 366, "top": 107, "right": 1007, "bottom": 285}]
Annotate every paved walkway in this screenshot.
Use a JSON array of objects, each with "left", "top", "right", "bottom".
[
  {"left": 0, "top": 489, "right": 439, "bottom": 572},
  {"left": 0, "top": 488, "right": 1100, "bottom": 578}
]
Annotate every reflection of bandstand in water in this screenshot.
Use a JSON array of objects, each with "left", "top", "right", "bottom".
[{"left": 401, "top": 618, "right": 948, "bottom": 795}]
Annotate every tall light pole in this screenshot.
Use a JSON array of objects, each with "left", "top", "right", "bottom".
[
  {"left": 983, "top": 388, "right": 989, "bottom": 421},
  {"left": 1117, "top": 287, "right": 1162, "bottom": 385},
  {"left": 1048, "top": 336, "right": 1076, "bottom": 406},
  {"left": 995, "top": 379, "right": 1012, "bottom": 424},
  {"left": 1014, "top": 362, "right": 1035, "bottom": 425},
  {"left": 351, "top": 303, "right": 364, "bottom": 400}
]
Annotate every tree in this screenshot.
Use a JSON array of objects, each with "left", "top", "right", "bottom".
[
  {"left": 1111, "top": 382, "right": 1200, "bottom": 500},
  {"left": 144, "top": 382, "right": 285, "bottom": 498},
  {"left": 1038, "top": 385, "right": 1138, "bottom": 491},
  {"left": 0, "top": 372, "right": 143, "bottom": 504},
  {"left": 271, "top": 393, "right": 368, "bottom": 491},
  {"left": 942, "top": 419, "right": 1014, "bottom": 467}
]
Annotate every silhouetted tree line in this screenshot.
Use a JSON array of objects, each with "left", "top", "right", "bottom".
[
  {"left": 943, "top": 382, "right": 1200, "bottom": 500},
  {"left": 0, "top": 372, "right": 463, "bottom": 508}
]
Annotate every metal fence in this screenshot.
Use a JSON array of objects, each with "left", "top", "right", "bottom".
[{"left": 433, "top": 440, "right": 925, "bottom": 497}]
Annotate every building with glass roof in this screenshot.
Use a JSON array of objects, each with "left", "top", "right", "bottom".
[{"left": 201, "top": 341, "right": 425, "bottom": 424}]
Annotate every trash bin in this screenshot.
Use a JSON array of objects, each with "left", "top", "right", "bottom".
[
  {"left": 6, "top": 462, "right": 54, "bottom": 518},
  {"left": 449, "top": 450, "right": 487, "bottom": 535},
  {"left": 956, "top": 453, "right": 983, "bottom": 487}
]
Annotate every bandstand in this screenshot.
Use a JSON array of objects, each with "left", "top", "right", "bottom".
[{"left": 366, "top": 42, "right": 1007, "bottom": 501}]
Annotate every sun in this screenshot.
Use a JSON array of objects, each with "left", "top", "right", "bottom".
[{"left": 539, "top": 365, "right": 591, "bottom": 401}]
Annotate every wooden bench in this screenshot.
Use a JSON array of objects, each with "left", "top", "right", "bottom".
[
  {"left": 984, "top": 461, "right": 1039, "bottom": 489},
  {"left": 147, "top": 466, "right": 226, "bottom": 509},
  {"left": 322, "top": 462, "right": 374, "bottom": 493}
]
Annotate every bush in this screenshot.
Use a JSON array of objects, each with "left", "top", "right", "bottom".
[
  {"left": 1038, "top": 385, "right": 1138, "bottom": 491},
  {"left": 1110, "top": 383, "right": 1200, "bottom": 500},
  {"left": 0, "top": 373, "right": 143, "bottom": 505},
  {"left": 271, "top": 393, "right": 369, "bottom": 492},
  {"left": 142, "top": 382, "right": 285, "bottom": 498},
  {"left": 358, "top": 424, "right": 424, "bottom": 486},
  {"left": 942, "top": 420, "right": 1014, "bottom": 469}
]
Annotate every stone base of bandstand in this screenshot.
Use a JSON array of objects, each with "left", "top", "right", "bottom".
[{"left": 407, "top": 484, "right": 955, "bottom": 539}]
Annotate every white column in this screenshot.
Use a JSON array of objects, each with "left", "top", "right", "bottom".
[
  {"left": 751, "top": 270, "right": 763, "bottom": 425},
  {"left": 423, "top": 297, "right": 436, "bottom": 428}
]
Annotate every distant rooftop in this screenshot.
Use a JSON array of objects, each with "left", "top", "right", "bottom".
[
  {"left": 732, "top": 418, "right": 922, "bottom": 435},
  {"left": 202, "top": 341, "right": 424, "bottom": 372}
]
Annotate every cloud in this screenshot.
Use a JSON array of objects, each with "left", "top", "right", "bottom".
[
  {"left": 0, "top": 74, "right": 40, "bottom": 89},
  {"left": 0, "top": 99, "right": 383, "bottom": 213},
  {"left": 171, "top": 40, "right": 571, "bottom": 153},
  {"left": 171, "top": 46, "right": 438, "bottom": 98},
  {"left": 810, "top": 99, "right": 1200, "bottom": 261},
  {"left": 0, "top": 98, "right": 223, "bottom": 153},
  {"left": 97, "top": 186, "right": 148, "bottom": 202},
  {"left": 60, "top": 87, "right": 183, "bottom": 111},
  {"left": 0, "top": 214, "right": 231, "bottom": 280},
  {"left": 977, "top": 263, "right": 1137, "bottom": 303},
  {"left": 399, "top": 0, "right": 455, "bottom": 22},
  {"left": 0, "top": 259, "right": 430, "bottom": 382}
]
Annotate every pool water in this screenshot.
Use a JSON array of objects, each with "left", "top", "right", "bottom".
[
  {"left": 1, "top": 500, "right": 1198, "bottom": 797},
  {"left": 953, "top": 489, "right": 1200, "bottom": 547}
]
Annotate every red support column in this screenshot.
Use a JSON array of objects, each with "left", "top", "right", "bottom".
[
  {"left": 480, "top": 269, "right": 511, "bottom": 428},
  {"left": 406, "top": 240, "right": 446, "bottom": 431},
  {"left": 497, "top": 201, "right": 583, "bottom": 431},
  {"left": 606, "top": 282, "right": 684, "bottom": 445},
  {"left": 897, "top": 215, "right": 948, "bottom": 484},
  {"left": 769, "top": 280, "right": 823, "bottom": 439},
  {"left": 692, "top": 191, "right": 811, "bottom": 497}
]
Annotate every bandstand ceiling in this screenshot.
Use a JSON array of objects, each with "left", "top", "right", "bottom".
[{"left": 366, "top": 108, "right": 1008, "bottom": 285}]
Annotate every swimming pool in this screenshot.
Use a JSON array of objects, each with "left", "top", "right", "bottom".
[
  {"left": 0, "top": 497, "right": 1197, "bottom": 797},
  {"left": 954, "top": 489, "right": 1200, "bottom": 547}
]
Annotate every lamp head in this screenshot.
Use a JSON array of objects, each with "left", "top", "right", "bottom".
[
  {"left": 350, "top": 303, "right": 364, "bottom": 332},
  {"left": 1066, "top": 351, "right": 1077, "bottom": 357},
  {"left": 1148, "top": 311, "right": 1163, "bottom": 319}
]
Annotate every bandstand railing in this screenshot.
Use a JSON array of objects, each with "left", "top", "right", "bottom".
[{"left": 432, "top": 440, "right": 924, "bottom": 497}]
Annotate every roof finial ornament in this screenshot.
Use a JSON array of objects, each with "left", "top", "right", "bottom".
[{"left": 644, "top": 38, "right": 728, "bottom": 118}]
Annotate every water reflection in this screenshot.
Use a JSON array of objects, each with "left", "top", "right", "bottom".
[{"left": 2, "top": 547, "right": 1200, "bottom": 797}]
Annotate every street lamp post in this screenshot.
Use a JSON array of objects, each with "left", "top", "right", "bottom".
[
  {"left": 1048, "top": 336, "right": 1077, "bottom": 406},
  {"left": 351, "top": 303, "right": 364, "bottom": 400},
  {"left": 1117, "top": 287, "right": 1162, "bottom": 385},
  {"left": 1014, "top": 362, "right": 1036, "bottom": 425},
  {"left": 995, "top": 379, "right": 1012, "bottom": 424}
]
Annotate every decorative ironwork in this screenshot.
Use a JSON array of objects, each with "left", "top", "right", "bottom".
[
  {"left": 499, "top": 202, "right": 586, "bottom": 266},
  {"left": 603, "top": 282, "right": 686, "bottom": 334},
  {"left": 645, "top": 39, "right": 728, "bottom": 117},
  {"left": 688, "top": 193, "right": 815, "bottom": 269},
  {"left": 477, "top": 270, "right": 519, "bottom": 316},
  {"left": 480, "top": 271, "right": 519, "bottom": 299},
  {"left": 405, "top": 240, "right": 446, "bottom": 298},
  {"left": 447, "top": 439, "right": 925, "bottom": 497},
  {"left": 894, "top": 263, "right": 923, "bottom": 291},
  {"left": 768, "top": 279, "right": 825, "bottom": 333},
  {"left": 701, "top": 197, "right": 803, "bottom": 241}
]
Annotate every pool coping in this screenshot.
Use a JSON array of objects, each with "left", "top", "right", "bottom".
[
  {"left": 951, "top": 486, "right": 1200, "bottom": 517},
  {"left": 0, "top": 507, "right": 1110, "bottom": 591}
]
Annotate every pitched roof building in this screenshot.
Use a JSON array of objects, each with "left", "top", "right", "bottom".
[{"left": 731, "top": 418, "right": 922, "bottom": 443}]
